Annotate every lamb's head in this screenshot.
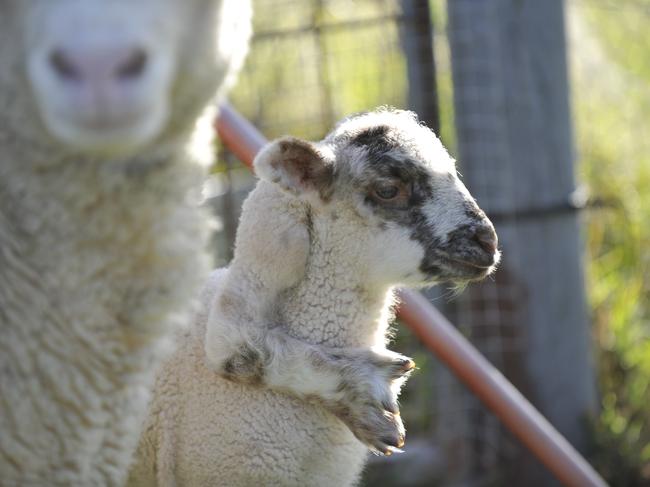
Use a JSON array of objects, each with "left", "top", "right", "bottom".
[
  {"left": 0, "top": 0, "right": 250, "bottom": 157},
  {"left": 255, "top": 108, "right": 500, "bottom": 287}
]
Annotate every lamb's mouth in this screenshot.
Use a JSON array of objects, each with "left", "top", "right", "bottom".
[{"left": 421, "top": 253, "right": 497, "bottom": 282}]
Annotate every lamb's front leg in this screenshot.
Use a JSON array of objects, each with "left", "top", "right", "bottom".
[
  {"left": 228, "top": 338, "right": 415, "bottom": 456},
  {"left": 206, "top": 309, "right": 414, "bottom": 454},
  {"left": 299, "top": 344, "right": 416, "bottom": 456}
]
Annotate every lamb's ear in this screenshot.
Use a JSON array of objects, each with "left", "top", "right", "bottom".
[{"left": 254, "top": 136, "right": 334, "bottom": 199}]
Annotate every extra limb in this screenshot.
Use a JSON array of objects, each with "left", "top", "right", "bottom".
[{"left": 206, "top": 285, "right": 414, "bottom": 454}]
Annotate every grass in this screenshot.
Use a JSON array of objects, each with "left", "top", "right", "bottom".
[{"left": 570, "top": 0, "right": 650, "bottom": 483}]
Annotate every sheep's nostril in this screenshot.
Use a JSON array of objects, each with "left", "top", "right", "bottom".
[
  {"left": 47, "top": 45, "right": 149, "bottom": 85},
  {"left": 116, "top": 49, "right": 148, "bottom": 79},
  {"left": 474, "top": 226, "right": 498, "bottom": 254},
  {"left": 49, "top": 50, "right": 81, "bottom": 81}
]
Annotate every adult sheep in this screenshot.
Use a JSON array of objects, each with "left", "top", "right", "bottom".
[
  {"left": 0, "top": 1, "right": 250, "bottom": 485},
  {"left": 129, "top": 109, "right": 500, "bottom": 486}
]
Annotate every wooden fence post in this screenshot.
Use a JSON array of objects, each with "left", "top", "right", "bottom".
[{"left": 444, "top": 1, "right": 597, "bottom": 485}]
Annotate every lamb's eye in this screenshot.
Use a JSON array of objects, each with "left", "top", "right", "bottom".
[{"left": 373, "top": 184, "right": 399, "bottom": 200}]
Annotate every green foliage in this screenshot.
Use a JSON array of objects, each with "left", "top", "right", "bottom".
[
  {"left": 429, "top": 0, "right": 456, "bottom": 153},
  {"left": 572, "top": 1, "right": 650, "bottom": 484}
]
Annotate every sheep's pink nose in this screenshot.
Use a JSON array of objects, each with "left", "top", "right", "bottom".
[
  {"left": 49, "top": 45, "right": 148, "bottom": 86},
  {"left": 474, "top": 225, "right": 498, "bottom": 255}
]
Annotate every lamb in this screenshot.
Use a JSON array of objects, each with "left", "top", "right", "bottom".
[
  {"left": 129, "top": 108, "right": 500, "bottom": 486},
  {"left": 0, "top": 1, "right": 250, "bottom": 485}
]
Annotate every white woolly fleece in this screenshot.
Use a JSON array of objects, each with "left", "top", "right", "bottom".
[{"left": 0, "top": 0, "right": 251, "bottom": 484}]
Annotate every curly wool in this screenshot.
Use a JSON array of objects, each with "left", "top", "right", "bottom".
[{"left": 0, "top": 1, "right": 251, "bottom": 485}]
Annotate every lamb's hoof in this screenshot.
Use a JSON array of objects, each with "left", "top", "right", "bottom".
[
  {"left": 358, "top": 409, "right": 407, "bottom": 456},
  {"left": 330, "top": 348, "right": 413, "bottom": 455},
  {"left": 397, "top": 357, "right": 415, "bottom": 374},
  {"left": 377, "top": 445, "right": 404, "bottom": 457},
  {"left": 380, "top": 433, "right": 405, "bottom": 450},
  {"left": 387, "top": 356, "right": 416, "bottom": 380},
  {"left": 373, "top": 431, "right": 406, "bottom": 456}
]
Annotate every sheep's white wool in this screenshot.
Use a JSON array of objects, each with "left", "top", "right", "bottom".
[
  {"left": 130, "top": 110, "right": 500, "bottom": 486},
  {"left": 0, "top": 1, "right": 251, "bottom": 485},
  {"left": 129, "top": 267, "right": 372, "bottom": 486}
]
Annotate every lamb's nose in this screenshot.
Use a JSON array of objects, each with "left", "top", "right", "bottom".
[
  {"left": 49, "top": 45, "right": 148, "bottom": 85},
  {"left": 473, "top": 225, "right": 498, "bottom": 255}
]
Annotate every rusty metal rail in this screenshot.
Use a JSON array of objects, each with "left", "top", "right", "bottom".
[{"left": 215, "top": 102, "right": 608, "bottom": 487}]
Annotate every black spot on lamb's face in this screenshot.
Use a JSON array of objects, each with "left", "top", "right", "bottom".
[
  {"left": 334, "top": 114, "right": 500, "bottom": 285},
  {"left": 350, "top": 125, "right": 394, "bottom": 156}
]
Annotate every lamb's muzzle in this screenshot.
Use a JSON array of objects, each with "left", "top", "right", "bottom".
[
  {"left": 435, "top": 218, "right": 500, "bottom": 278},
  {"left": 473, "top": 224, "right": 499, "bottom": 256}
]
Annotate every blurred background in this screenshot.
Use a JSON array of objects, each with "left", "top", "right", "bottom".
[{"left": 208, "top": 1, "right": 650, "bottom": 485}]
